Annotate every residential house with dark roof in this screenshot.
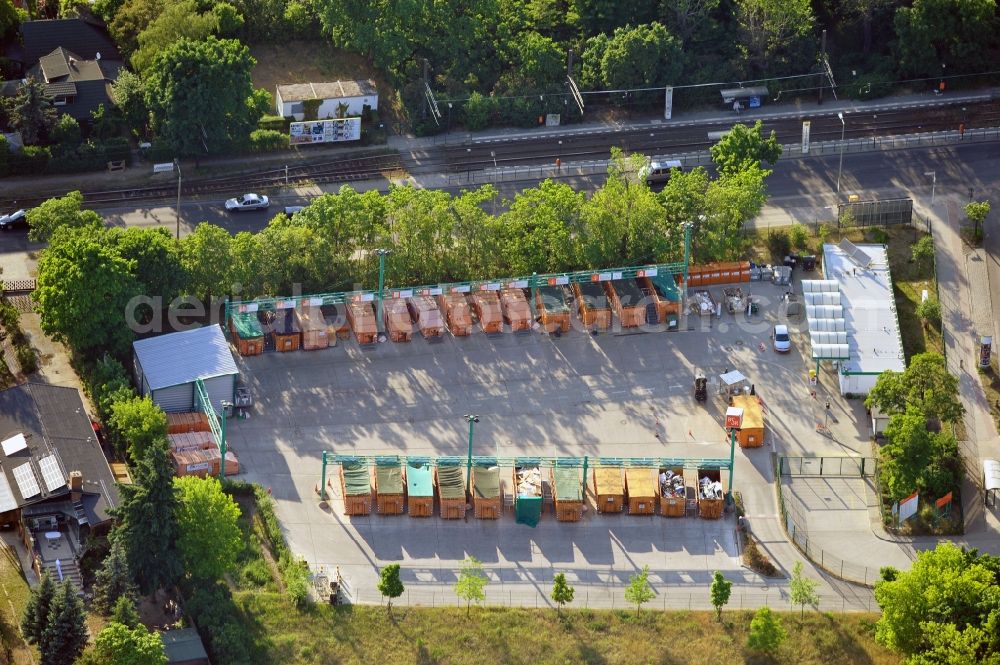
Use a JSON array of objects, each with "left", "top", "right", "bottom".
[
  {"left": 0, "top": 383, "right": 121, "bottom": 585},
  {"left": 28, "top": 47, "right": 122, "bottom": 121}
]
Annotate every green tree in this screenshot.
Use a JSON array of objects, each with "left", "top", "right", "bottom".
[
  {"left": 916, "top": 298, "right": 941, "bottom": 328},
  {"left": 789, "top": 561, "right": 819, "bottom": 616},
  {"left": 26, "top": 190, "right": 103, "bottom": 243},
  {"left": 710, "top": 121, "right": 782, "bottom": 177},
  {"left": 454, "top": 556, "right": 488, "bottom": 615},
  {"left": 880, "top": 409, "right": 961, "bottom": 502},
  {"left": 282, "top": 0, "right": 312, "bottom": 35},
  {"left": 145, "top": 37, "right": 261, "bottom": 156},
  {"left": 866, "top": 352, "right": 963, "bottom": 422},
  {"left": 109, "top": 0, "right": 163, "bottom": 54},
  {"left": 109, "top": 396, "right": 168, "bottom": 461},
  {"left": 551, "top": 573, "right": 575, "bottom": 612},
  {"left": 735, "top": 0, "right": 815, "bottom": 74},
  {"left": 496, "top": 180, "right": 583, "bottom": 275},
  {"left": 90, "top": 622, "right": 167, "bottom": 665},
  {"left": 113, "top": 444, "right": 181, "bottom": 594},
  {"left": 34, "top": 226, "right": 142, "bottom": 355},
  {"left": 503, "top": 31, "right": 564, "bottom": 90},
  {"left": 181, "top": 223, "right": 233, "bottom": 301},
  {"left": 51, "top": 113, "right": 82, "bottom": 149},
  {"left": 109, "top": 226, "right": 188, "bottom": 303},
  {"left": 965, "top": 200, "right": 990, "bottom": 239},
  {"left": 39, "top": 581, "right": 88, "bottom": 665},
  {"left": 174, "top": 475, "right": 242, "bottom": 581},
  {"left": 112, "top": 69, "right": 150, "bottom": 136},
  {"left": 21, "top": 573, "right": 55, "bottom": 646},
  {"left": 0, "top": 0, "right": 25, "bottom": 40},
  {"left": 875, "top": 543, "right": 1000, "bottom": 658},
  {"left": 7, "top": 76, "right": 57, "bottom": 145},
  {"left": 596, "top": 23, "right": 683, "bottom": 90},
  {"left": 90, "top": 104, "right": 122, "bottom": 141},
  {"left": 131, "top": 0, "right": 219, "bottom": 73},
  {"left": 696, "top": 165, "right": 768, "bottom": 262},
  {"left": 213, "top": 1, "right": 244, "bottom": 35},
  {"left": 377, "top": 563, "right": 404, "bottom": 614},
  {"left": 93, "top": 540, "right": 138, "bottom": 615},
  {"left": 624, "top": 565, "right": 655, "bottom": 616},
  {"left": 109, "top": 595, "right": 140, "bottom": 629},
  {"left": 747, "top": 606, "right": 786, "bottom": 654},
  {"left": 894, "top": 0, "right": 997, "bottom": 78},
  {"left": 709, "top": 571, "right": 731, "bottom": 621},
  {"left": 659, "top": 0, "right": 721, "bottom": 46},
  {"left": 911, "top": 235, "right": 935, "bottom": 274}
]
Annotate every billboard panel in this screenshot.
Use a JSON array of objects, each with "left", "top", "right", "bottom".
[{"left": 289, "top": 118, "right": 362, "bottom": 145}]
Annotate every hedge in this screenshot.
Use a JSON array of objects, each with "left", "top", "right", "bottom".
[{"left": 0, "top": 138, "right": 133, "bottom": 177}]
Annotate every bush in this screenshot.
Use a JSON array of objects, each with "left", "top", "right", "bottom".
[
  {"left": 257, "top": 115, "right": 289, "bottom": 132},
  {"left": 186, "top": 582, "right": 253, "bottom": 665},
  {"left": 868, "top": 228, "right": 889, "bottom": 244},
  {"left": 789, "top": 224, "right": 808, "bottom": 250},
  {"left": 5, "top": 145, "right": 51, "bottom": 176},
  {"left": 916, "top": 299, "right": 941, "bottom": 327},
  {"left": 463, "top": 92, "right": 493, "bottom": 131},
  {"left": 767, "top": 230, "right": 791, "bottom": 261},
  {"left": 239, "top": 559, "right": 272, "bottom": 589},
  {"left": 246, "top": 129, "right": 288, "bottom": 153},
  {"left": 15, "top": 345, "right": 37, "bottom": 374}
]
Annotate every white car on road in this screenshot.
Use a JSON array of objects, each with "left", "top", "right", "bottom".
[
  {"left": 224, "top": 193, "right": 269, "bottom": 212},
  {"left": 773, "top": 324, "right": 791, "bottom": 353}
]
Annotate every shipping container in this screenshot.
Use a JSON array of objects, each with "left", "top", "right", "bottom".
[
  {"left": 374, "top": 459, "right": 404, "bottom": 514},
  {"left": 657, "top": 466, "right": 686, "bottom": 517},
  {"left": 552, "top": 465, "right": 583, "bottom": 522},
  {"left": 437, "top": 293, "right": 473, "bottom": 336},
  {"left": 406, "top": 460, "right": 434, "bottom": 517},
  {"left": 472, "top": 464, "right": 502, "bottom": 519},
  {"left": 605, "top": 279, "right": 647, "bottom": 328},
  {"left": 346, "top": 301, "right": 377, "bottom": 345},
  {"left": 383, "top": 298, "right": 413, "bottom": 342},
  {"left": 229, "top": 311, "right": 264, "bottom": 356},
  {"left": 470, "top": 290, "right": 503, "bottom": 334},
  {"left": 534, "top": 285, "right": 571, "bottom": 333},
  {"left": 625, "top": 467, "right": 657, "bottom": 515},
  {"left": 296, "top": 305, "right": 329, "bottom": 350},
  {"left": 407, "top": 296, "right": 444, "bottom": 338},
  {"left": 436, "top": 464, "right": 467, "bottom": 519},
  {"left": 593, "top": 465, "right": 624, "bottom": 513},
  {"left": 340, "top": 462, "right": 372, "bottom": 516},
  {"left": 572, "top": 282, "right": 611, "bottom": 331},
  {"left": 500, "top": 288, "right": 532, "bottom": 332}
]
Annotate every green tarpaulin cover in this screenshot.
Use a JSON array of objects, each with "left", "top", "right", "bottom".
[
  {"left": 515, "top": 496, "right": 542, "bottom": 527},
  {"left": 437, "top": 465, "right": 465, "bottom": 499},
  {"left": 375, "top": 463, "right": 403, "bottom": 494},
  {"left": 650, "top": 275, "right": 680, "bottom": 301},
  {"left": 473, "top": 466, "right": 500, "bottom": 499},
  {"left": 554, "top": 467, "right": 582, "bottom": 501},
  {"left": 342, "top": 463, "right": 370, "bottom": 496},
  {"left": 231, "top": 312, "right": 263, "bottom": 339},
  {"left": 406, "top": 462, "right": 433, "bottom": 497}
]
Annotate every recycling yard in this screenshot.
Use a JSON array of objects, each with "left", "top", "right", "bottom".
[{"left": 223, "top": 268, "right": 877, "bottom": 606}]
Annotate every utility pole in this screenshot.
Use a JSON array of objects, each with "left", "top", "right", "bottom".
[
  {"left": 818, "top": 29, "right": 826, "bottom": 105},
  {"left": 375, "top": 248, "right": 391, "bottom": 340},
  {"left": 174, "top": 158, "right": 182, "bottom": 240},
  {"left": 924, "top": 171, "right": 937, "bottom": 205},
  {"left": 836, "top": 112, "right": 846, "bottom": 197},
  {"left": 464, "top": 414, "right": 479, "bottom": 493},
  {"left": 422, "top": 59, "right": 429, "bottom": 120}
]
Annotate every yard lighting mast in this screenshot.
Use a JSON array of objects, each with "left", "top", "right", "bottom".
[
  {"left": 174, "top": 158, "right": 182, "bottom": 240},
  {"left": 835, "top": 113, "right": 846, "bottom": 198}
]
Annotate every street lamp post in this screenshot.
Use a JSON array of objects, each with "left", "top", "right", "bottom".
[
  {"left": 174, "top": 158, "right": 182, "bottom": 240},
  {"left": 836, "top": 112, "right": 846, "bottom": 198},
  {"left": 375, "top": 248, "right": 391, "bottom": 340},
  {"left": 924, "top": 171, "right": 937, "bottom": 205},
  {"left": 463, "top": 414, "right": 479, "bottom": 492}
]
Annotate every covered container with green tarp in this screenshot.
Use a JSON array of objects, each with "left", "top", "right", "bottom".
[
  {"left": 472, "top": 463, "right": 502, "bottom": 519},
  {"left": 436, "top": 463, "right": 467, "bottom": 519},
  {"left": 375, "top": 459, "right": 404, "bottom": 514},
  {"left": 552, "top": 464, "right": 583, "bottom": 521},
  {"left": 229, "top": 311, "right": 264, "bottom": 356},
  {"left": 406, "top": 460, "right": 434, "bottom": 517},
  {"left": 514, "top": 461, "right": 543, "bottom": 527},
  {"left": 339, "top": 461, "right": 371, "bottom": 515}
]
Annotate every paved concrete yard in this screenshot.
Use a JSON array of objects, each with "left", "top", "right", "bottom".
[{"left": 228, "top": 280, "right": 872, "bottom": 605}]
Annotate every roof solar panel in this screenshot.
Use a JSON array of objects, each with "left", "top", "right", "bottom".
[
  {"left": 38, "top": 455, "right": 65, "bottom": 493},
  {"left": 13, "top": 463, "right": 40, "bottom": 499},
  {"left": 838, "top": 238, "right": 872, "bottom": 269},
  {"left": 0, "top": 474, "right": 17, "bottom": 513}
]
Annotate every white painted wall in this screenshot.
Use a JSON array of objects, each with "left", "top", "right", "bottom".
[{"left": 277, "top": 94, "right": 379, "bottom": 121}]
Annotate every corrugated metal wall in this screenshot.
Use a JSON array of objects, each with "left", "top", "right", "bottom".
[
  {"left": 204, "top": 375, "right": 235, "bottom": 415},
  {"left": 152, "top": 384, "right": 195, "bottom": 413}
]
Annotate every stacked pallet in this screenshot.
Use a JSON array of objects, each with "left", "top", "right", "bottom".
[
  {"left": 436, "top": 465, "right": 467, "bottom": 519},
  {"left": 167, "top": 431, "right": 215, "bottom": 452},
  {"left": 172, "top": 448, "right": 239, "bottom": 478},
  {"left": 296, "top": 305, "right": 329, "bottom": 350},
  {"left": 374, "top": 460, "right": 404, "bottom": 514},
  {"left": 593, "top": 466, "right": 624, "bottom": 513},
  {"left": 407, "top": 296, "right": 444, "bottom": 338},
  {"left": 340, "top": 462, "right": 372, "bottom": 516},
  {"left": 229, "top": 311, "right": 264, "bottom": 356},
  {"left": 472, "top": 465, "right": 502, "bottom": 519},
  {"left": 625, "top": 467, "right": 657, "bottom": 515},
  {"left": 383, "top": 298, "right": 413, "bottom": 342},
  {"left": 166, "top": 412, "right": 210, "bottom": 434},
  {"left": 406, "top": 461, "right": 434, "bottom": 517},
  {"left": 572, "top": 282, "right": 611, "bottom": 331},
  {"left": 500, "top": 288, "right": 532, "bottom": 332},
  {"left": 470, "top": 291, "right": 503, "bottom": 334},
  {"left": 552, "top": 466, "right": 583, "bottom": 522},
  {"left": 437, "top": 293, "right": 472, "bottom": 336},
  {"left": 347, "top": 301, "right": 377, "bottom": 344},
  {"left": 534, "top": 285, "right": 571, "bottom": 334}
]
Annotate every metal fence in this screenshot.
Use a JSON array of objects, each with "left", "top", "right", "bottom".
[
  {"left": 779, "top": 456, "right": 877, "bottom": 477},
  {"left": 838, "top": 198, "right": 913, "bottom": 228}
]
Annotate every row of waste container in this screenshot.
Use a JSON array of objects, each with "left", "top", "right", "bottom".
[
  {"left": 228, "top": 275, "right": 683, "bottom": 355},
  {"left": 336, "top": 460, "right": 730, "bottom": 524}
]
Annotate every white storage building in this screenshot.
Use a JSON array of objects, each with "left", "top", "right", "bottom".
[
  {"left": 275, "top": 80, "right": 378, "bottom": 121},
  {"left": 132, "top": 325, "right": 239, "bottom": 413}
]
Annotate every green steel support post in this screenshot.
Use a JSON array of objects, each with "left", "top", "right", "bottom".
[
  {"left": 219, "top": 412, "right": 227, "bottom": 478},
  {"left": 683, "top": 222, "right": 692, "bottom": 284},
  {"left": 726, "top": 428, "right": 736, "bottom": 503},
  {"left": 582, "top": 456, "right": 589, "bottom": 497},
  {"left": 320, "top": 452, "right": 329, "bottom": 500},
  {"left": 464, "top": 415, "right": 478, "bottom": 493},
  {"left": 376, "top": 249, "right": 390, "bottom": 334}
]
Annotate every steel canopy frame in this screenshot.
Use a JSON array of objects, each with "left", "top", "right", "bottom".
[{"left": 194, "top": 378, "right": 227, "bottom": 478}]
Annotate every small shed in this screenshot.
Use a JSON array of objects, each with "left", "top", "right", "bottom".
[
  {"left": 374, "top": 458, "right": 404, "bottom": 515},
  {"left": 436, "top": 464, "right": 466, "bottom": 519},
  {"left": 697, "top": 468, "right": 726, "bottom": 519},
  {"left": 534, "top": 285, "right": 570, "bottom": 333},
  {"left": 472, "top": 464, "right": 502, "bottom": 519},
  {"left": 340, "top": 461, "right": 371, "bottom": 516},
  {"left": 551, "top": 465, "right": 583, "bottom": 522},
  {"left": 593, "top": 465, "right": 624, "bottom": 513},
  {"left": 296, "top": 305, "right": 329, "bottom": 350},
  {"left": 500, "top": 288, "right": 532, "bottom": 332},
  {"left": 470, "top": 290, "right": 503, "bottom": 334},
  {"left": 985, "top": 459, "right": 1000, "bottom": 507},
  {"left": 133, "top": 325, "right": 238, "bottom": 414},
  {"left": 658, "top": 466, "right": 686, "bottom": 517},
  {"left": 161, "top": 627, "right": 209, "bottom": 665},
  {"left": 407, "top": 296, "right": 444, "bottom": 338},
  {"left": 346, "top": 301, "right": 377, "bottom": 345},
  {"left": 437, "top": 293, "right": 472, "bottom": 336},
  {"left": 513, "top": 462, "right": 543, "bottom": 526},
  {"left": 625, "top": 467, "right": 656, "bottom": 515},
  {"left": 276, "top": 79, "right": 378, "bottom": 120},
  {"left": 383, "top": 298, "right": 413, "bottom": 342},
  {"left": 572, "top": 282, "right": 611, "bottom": 331},
  {"left": 605, "top": 279, "right": 646, "bottom": 328},
  {"left": 731, "top": 395, "right": 764, "bottom": 447},
  {"left": 229, "top": 311, "right": 264, "bottom": 356},
  {"left": 871, "top": 405, "right": 890, "bottom": 438},
  {"left": 406, "top": 460, "right": 434, "bottom": 517}
]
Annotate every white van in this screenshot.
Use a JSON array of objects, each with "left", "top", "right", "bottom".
[{"left": 638, "top": 159, "right": 683, "bottom": 186}]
